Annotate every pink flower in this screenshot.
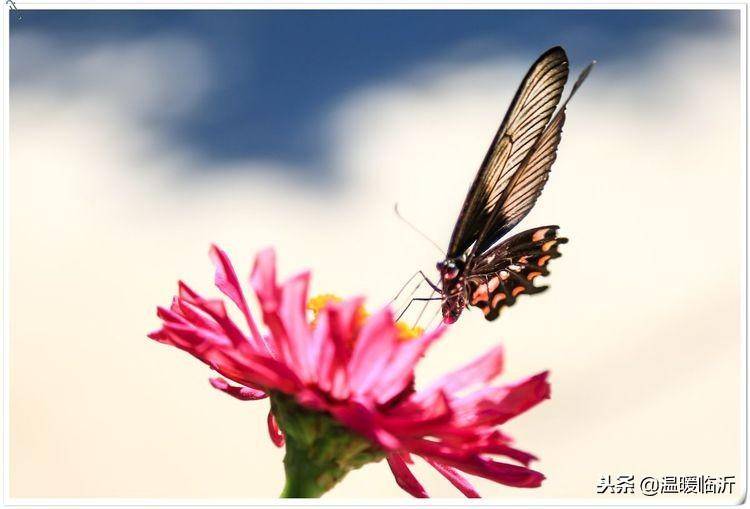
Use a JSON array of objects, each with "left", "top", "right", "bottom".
[{"left": 149, "top": 246, "right": 550, "bottom": 498}]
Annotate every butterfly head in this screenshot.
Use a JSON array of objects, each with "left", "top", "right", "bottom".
[{"left": 436, "top": 258, "right": 464, "bottom": 281}]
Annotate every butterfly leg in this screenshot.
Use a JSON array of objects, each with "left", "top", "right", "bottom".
[
  {"left": 417, "top": 271, "right": 442, "bottom": 293},
  {"left": 413, "top": 289, "right": 436, "bottom": 328},
  {"left": 392, "top": 271, "right": 441, "bottom": 304},
  {"left": 396, "top": 296, "right": 442, "bottom": 322},
  {"left": 425, "top": 305, "right": 442, "bottom": 329}
]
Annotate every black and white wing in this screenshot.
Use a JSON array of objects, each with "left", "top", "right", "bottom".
[
  {"left": 472, "top": 61, "right": 594, "bottom": 255},
  {"left": 447, "top": 47, "right": 569, "bottom": 258}
]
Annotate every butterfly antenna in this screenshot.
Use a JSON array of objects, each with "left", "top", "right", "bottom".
[{"left": 394, "top": 203, "right": 446, "bottom": 255}]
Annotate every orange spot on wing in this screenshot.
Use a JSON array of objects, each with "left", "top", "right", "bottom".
[
  {"left": 532, "top": 228, "right": 550, "bottom": 242},
  {"left": 492, "top": 293, "right": 506, "bottom": 306},
  {"left": 512, "top": 286, "right": 525, "bottom": 297},
  {"left": 471, "top": 285, "right": 489, "bottom": 304},
  {"left": 538, "top": 255, "right": 551, "bottom": 266},
  {"left": 527, "top": 271, "right": 542, "bottom": 281},
  {"left": 487, "top": 277, "right": 500, "bottom": 292},
  {"left": 542, "top": 240, "right": 556, "bottom": 252}
]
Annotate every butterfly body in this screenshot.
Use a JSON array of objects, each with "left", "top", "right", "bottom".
[
  {"left": 436, "top": 257, "right": 467, "bottom": 324},
  {"left": 431, "top": 46, "right": 592, "bottom": 323}
]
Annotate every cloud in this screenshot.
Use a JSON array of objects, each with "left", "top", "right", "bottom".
[
  {"left": 9, "top": 23, "right": 742, "bottom": 500},
  {"left": 12, "top": 32, "right": 212, "bottom": 120}
]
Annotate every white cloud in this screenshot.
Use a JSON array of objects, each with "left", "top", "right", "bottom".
[{"left": 9, "top": 25, "right": 742, "bottom": 501}]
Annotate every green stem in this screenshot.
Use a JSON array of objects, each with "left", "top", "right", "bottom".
[
  {"left": 271, "top": 392, "right": 386, "bottom": 498},
  {"left": 280, "top": 440, "right": 334, "bottom": 498}
]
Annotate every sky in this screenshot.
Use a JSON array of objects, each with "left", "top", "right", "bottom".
[
  {"left": 11, "top": 10, "right": 736, "bottom": 180},
  {"left": 8, "top": 8, "right": 744, "bottom": 502}
]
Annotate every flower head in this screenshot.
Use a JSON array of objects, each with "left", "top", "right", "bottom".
[{"left": 149, "top": 246, "right": 550, "bottom": 498}]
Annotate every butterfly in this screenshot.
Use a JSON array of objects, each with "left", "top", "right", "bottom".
[{"left": 431, "top": 46, "right": 593, "bottom": 324}]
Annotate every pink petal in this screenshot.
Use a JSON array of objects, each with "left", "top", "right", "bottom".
[
  {"left": 251, "top": 248, "right": 279, "bottom": 314},
  {"left": 410, "top": 440, "right": 544, "bottom": 488},
  {"left": 387, "top": 453, "right": 428, "bottom": 498},
  {"left": 383, "top": 390, "right": 453, "bottom": 435},
  {"left": 209, "top": 245, "right": 265, "bottom": 351},
  {"left": 209, "top": 377, "right": 267, "bottom": 401},
  {"left": 203, "top": 349, "right": 302, "bottom": 394},
  {"left": 483, "top": 443, "right": 538, "bottom": 466},
  {"left": 372, "top": 324, "right": 447, "bottom": 404},
  {"left": 327, "top": 297, "right": 365, "bottom": 359},
  {"left": 278, "top": 271, "right": 314, "bottom": 380},
  {"left": 347, "top": 308, "right": 398, "bottom": 395},
  {"left": 330, "top": 401, "right": 401, "bottom": 450},
  {"left": 465, "top": 457, "right": 544, "bottom": 488},
  {"left": 426, "top": 459, "right": 480, "bottom": 498},
  {"left": 267, "top": 410, "right": 284, "bottom": 447},
  {"left": 451, "top": 371, "right": 550, "bottom": 427},
  {"left": 310, "top": 309, "right": 337, "bottom": 393},
  {"left": 421, "top": 344, "right": 504, "bottom": 398},
  {"left": 316, "top": 297, "right": 365, "bottom": 397},
  {"left": 174, "top": 298, "right": 224, "bottom": 333},
  {"left": 479, "top": 371, "right": 551, "bottom": 425},
  {"left": 177, "top": 282, "right": 248, "bottom": 348}
]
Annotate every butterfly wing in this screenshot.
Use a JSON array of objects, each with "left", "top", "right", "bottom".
[
  {"left": 447, "top": 47, "right": 569, "bottom": 258},
  {"left": 473, "top": 62, "right": 594, "bottom": 255},
  {"left": 466, "top": 225, "right": 567, "bottom": 321}
]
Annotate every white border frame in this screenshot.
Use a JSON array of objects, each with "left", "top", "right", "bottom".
[{"left": 1, "top": 2, "right": 746, "bottom": 507}]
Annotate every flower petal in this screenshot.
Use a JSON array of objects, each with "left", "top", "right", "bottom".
[
  {"left": 209, "top": 245, "right": 265, "bottom": 351},
  {"left": 177, "top": 282, "right": 249, "bottom": 348},
  {"left": 477, "top": 371, "right": 551, "bottom": 426},
  {"left": 483, "top": 443, "right": 538, "bottom": 466},
  {"left": 251, "top": 248, "right": 280, "bottom": 314},
  {"left": 450, "top": 371, "right": 550, "bottom": 427},
  {"left": 267, "top": 410, "right": 285, "bottom": 447},
  {"left": 348, "top": 308, "right": 398, "bottom": 395},
  {"left": 383, "top": 390, "right": 453, "bottom": 435},
  {"left": 373, "top": 324, "right": 447, "bottom": 404},
  {"left": 203, "top": 348, "right": 302, "bottom": 394},
  {"left": 310, "top": 309, "right": 337, "bottom": 393},
  {"left": 387, "top": 453, "right": 428, "bottom": 498},
  {"left": 278, "top": 271, "right": 314, "bottom": 381},
  {"left": 209, "top": 377, "right": 267, "bottom": 401},
  {"left": 318, "top": 297, "right": 365, "bottom": 398},
  {"left": 330, "top": 401, "right": 401, "bottom": 450},
  {"left": 327, "top": 296, "right": 365, "bottom": 358},
  {"left": 421, "top": 344, "right": 504, "bottom": 399},
  {"left": 426, "top": 459, "right": 480, "bottom": 498},
  {"left": 410, "top": 439, "right": 545, "bottom": 488}
]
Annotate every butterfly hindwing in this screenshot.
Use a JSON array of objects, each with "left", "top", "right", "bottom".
[{"left": 466, "top": 225, "right": 568, "bottom": 321}]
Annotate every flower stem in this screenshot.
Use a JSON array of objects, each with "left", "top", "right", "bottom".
[
  {"left": 279, "top": 440, "right": 331, "bottom": 498},
  {"left": 271, "top": 392, "right": 386, "bottom": 498}
]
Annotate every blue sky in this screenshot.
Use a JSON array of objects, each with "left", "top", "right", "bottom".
[{"left": 10, "top": 10, "right": 737, "bottom": 180}]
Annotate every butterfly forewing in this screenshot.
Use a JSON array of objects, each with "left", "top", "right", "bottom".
[
  {"left": 466, "top": 226, "right": 568, "bottom": 320},
  {"left": 447, "top": 47, "right": 569, "bottom": 258},
  {"left": 473, "top": 61, "right": 595, "bottom": 254}
]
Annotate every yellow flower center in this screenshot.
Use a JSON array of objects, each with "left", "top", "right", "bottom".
[{"left": 307, "top": 294, "right": 423, "bottom": 341}]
